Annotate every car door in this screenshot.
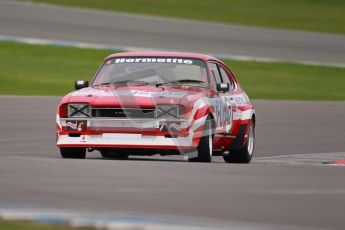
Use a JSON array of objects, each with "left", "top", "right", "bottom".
[
  {"left": 208, "top": 62, "right": 228, "bottom": 135},
  {"left": 217, "top": 64, "right": 237, "bottom": 134}
]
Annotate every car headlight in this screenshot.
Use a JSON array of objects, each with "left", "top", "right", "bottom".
[
  {"left": 68, "top": 104, "right": 91, "bottom": 118},
  {"left": 155, "top": 105, "right": 181, "bottom": 120}
]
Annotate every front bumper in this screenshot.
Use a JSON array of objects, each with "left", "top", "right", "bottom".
[
  {"left": 56, "top": 117, "right": 204, "bottom": 149},
  {"left": 57, "top": 133, "right": 195, "bottom": 149}
]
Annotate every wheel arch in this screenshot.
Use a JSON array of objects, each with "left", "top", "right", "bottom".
[
  {"left": 208, "top": 112, "right": 217, "bottom": 136},
  {"left": 252, "top": 113, "right": 256, "bottom": 127}
]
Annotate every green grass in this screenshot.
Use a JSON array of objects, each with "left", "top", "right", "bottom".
[
  {"left": 0, "top": 42, "right": 112, "bottom": 96},
  {"left": 0, "top": 220, "right": 94, "bottom": 230},
  {"left": 25, "top": 0, "right": 345, "bottom": 35},
  {"left": 1, "top": 41, "right": 345, "bottom": 100},
  {"left": 224, "top": 60, "right": 345, "bottom": 101}
]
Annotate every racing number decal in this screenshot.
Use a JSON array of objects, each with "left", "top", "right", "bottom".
[
  {"left": 224, "top": 97, "right": 233, "bottom": 133},
  {"left": 210, "top": 98, "right": 223, "bottom": 129},
  {"left": 210, "top": 97, "right": 233, "bottom": 133}
]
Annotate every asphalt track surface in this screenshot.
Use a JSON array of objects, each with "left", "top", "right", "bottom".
[
  {"left": 1, "top": 1, "right": 345, "bottom": 229},
  {"left": 0, "top": 96, "right": 345, "bottom": 229},
  {"left": 1, "top": 0, "right": 345, "bottom": 66}
]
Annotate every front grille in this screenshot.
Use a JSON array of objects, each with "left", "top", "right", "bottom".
[{"left": 92, "top": 108, "right": 155, "bottom": 119}]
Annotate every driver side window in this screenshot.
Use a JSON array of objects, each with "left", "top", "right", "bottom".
[
  {"left": 219, "top": 66, "right": 235, "bottom": 91},
  {"left": 209, "top": 63, "right": 222, "bottom": 91}
]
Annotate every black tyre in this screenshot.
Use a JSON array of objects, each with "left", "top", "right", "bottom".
[
  {"left": 189, "top": 116, "right": 213, "bottom": 163},
  {"left": 223, "top": 119, "right": 255, "bottom": 163},
  {"left": 100, "top": 149, "right": 129, "bottom": 160},
  {"left": 60, "top": 147, "right": 86, "bottom": 159}
]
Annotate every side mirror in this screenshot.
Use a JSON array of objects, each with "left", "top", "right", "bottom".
[
  {"left": 75, "top": 80, "right": 89, "bottom": 90},
  {"left": 217, "top": 83, "right": 229, "bottom": 92}
]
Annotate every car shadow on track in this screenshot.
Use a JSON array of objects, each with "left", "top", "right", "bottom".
[
  {"left": 86, "top": 154, "right": 185, "bottom": 163},
  {"left": 86, "top": 155, "right": 226, "bottom": 163}
]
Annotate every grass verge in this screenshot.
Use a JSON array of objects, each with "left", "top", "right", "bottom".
[
  {"left": 0, "top": 42, "right": 111, "bottom": 96},
  {"left": 24, "top": 0, "right": 345, "bottom": 35},
  {"left": 0, "top": 220, "right": 94, "bottom": 230},
  {"left": 0, "top": 41, "right": 345, "bottom": 100}
]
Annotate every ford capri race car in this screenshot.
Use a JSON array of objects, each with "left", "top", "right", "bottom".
[{"left": 56, "top": 52, "right": 255, "bottom": 163}]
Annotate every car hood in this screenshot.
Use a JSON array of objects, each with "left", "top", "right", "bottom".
[{"left": 64, "top": 85, "right": 209, "bottom": 108}]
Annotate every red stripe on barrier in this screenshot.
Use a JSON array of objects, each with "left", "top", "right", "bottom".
[{"left": 333, "top": 159, "right": 345, "bottom": 165}]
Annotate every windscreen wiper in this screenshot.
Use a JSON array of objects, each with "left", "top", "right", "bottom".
[
  {"left": 94, "top": 80, "right": 149, "bottom": 86},
  {"left": 156, "top": 79, "right": 206, "bottom": 87},
  {"left": 94, "top": 82, "right": 113, "bottom": 86}
]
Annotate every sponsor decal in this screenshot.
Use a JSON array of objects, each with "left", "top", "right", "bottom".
[
  {"left": 77, "top": 122, "right": 87, "bottom": 132},
  {"left": 66, "top": 120, "right": 87, "bottom": 132},
  {"left": 80, "top": 135, "right": 88, "bottom": 143},
  {"left": 209, "top": 96, "right": 234, "bottom": 132},
  {"left": 224, "top": 97, "right": 233, "bottom": 133},
  {"left": 72, "top": 88, "right": 113, "bottom": 96},
  {"left": 159, "top": 122, "right": 182, "bottom": 133},
  {"left": 113, "top": 90, "right": 187, "bottom": 98},
  {"left": 170, "top": 122, "right": 182, "bottom": 131},
  {"left": 107, "top": 58, "right": 193, "bottom": 65},
  {"left": 131, "top": 90, "right": 154, "bottom": 98},
  {"left": 230, "top": 94, "right": 247, "bottom": 105},
  {"left": 210, "top": 97, "right": 226, "bottom": 128},
  {"left": 73, "top": 88, "right": 187, "bottom": 98},
  {"left": 66, "top": 121, "right": 77, "bottom": 130},
  {"left": 158, "top": 91, "right": 187, "bottom": 98}
]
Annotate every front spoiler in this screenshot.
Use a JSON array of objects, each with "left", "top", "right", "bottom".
[{"left": 57, "top": 133, "right": 196, "bottom": 150}]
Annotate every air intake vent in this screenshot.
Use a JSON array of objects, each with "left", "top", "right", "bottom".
[{"left": 92, "top": 108, "right": 155, "bottom": 119}]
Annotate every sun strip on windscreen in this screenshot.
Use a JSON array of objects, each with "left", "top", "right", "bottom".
[{"left": 107, "top": 58, "right": 194, "bottom": 65}]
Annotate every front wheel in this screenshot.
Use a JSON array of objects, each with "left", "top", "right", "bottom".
[
  {"left": 223, "top": 120, "right": 255, "bottom": 163},
  {"left": 60, "top": 147, "right": 86, "bottom": 159},
  {"left": 189, "top": 116, "right": 213, "bottom": 163}
]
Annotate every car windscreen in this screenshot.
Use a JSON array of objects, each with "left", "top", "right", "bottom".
[{"left": 92, "top": 57, "right": 208, "bottom": 87}]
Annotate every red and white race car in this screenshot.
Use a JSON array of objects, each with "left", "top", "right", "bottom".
[{"left": 56, "top": 52, "right": 255, "bottom": 163}]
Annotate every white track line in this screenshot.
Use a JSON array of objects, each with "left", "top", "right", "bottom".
[
  {"left": 1, "top": 35, "right": 345, "bottom": 68},
  {"left": 253, "top": 151, "right": 345, "bottom": 166}
]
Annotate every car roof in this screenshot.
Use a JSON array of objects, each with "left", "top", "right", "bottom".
[{"left": 106, "top": 51, "right": 221, "bottom": 62}]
